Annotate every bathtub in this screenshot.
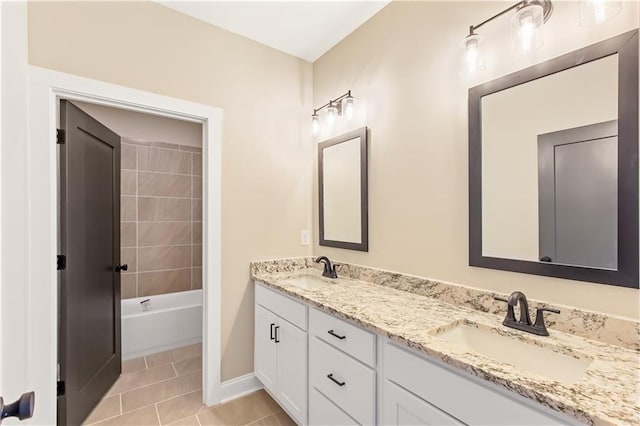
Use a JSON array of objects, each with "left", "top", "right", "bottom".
[{"left": 122, "top": 289, "right": 203, "bottom": 360}]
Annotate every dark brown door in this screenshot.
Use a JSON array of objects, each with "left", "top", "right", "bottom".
[{"left": 58, "top": 100, "right": 122, "bottom": 426}]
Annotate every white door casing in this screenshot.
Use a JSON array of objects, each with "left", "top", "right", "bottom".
[{"left": 26, "top": 66, "right": 223, "bottom": 424}]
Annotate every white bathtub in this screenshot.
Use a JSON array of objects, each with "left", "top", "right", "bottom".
[{"left": 122, "top": 289, "right": 203, "bottom": 360}]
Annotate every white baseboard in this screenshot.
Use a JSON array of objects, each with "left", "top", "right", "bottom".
[{"left": 219, "top": 373, "right": 263, "bottom": 403}]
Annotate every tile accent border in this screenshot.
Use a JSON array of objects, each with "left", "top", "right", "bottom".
[{"left": 250, "top": 257, "right": 639, "bottom": 351}]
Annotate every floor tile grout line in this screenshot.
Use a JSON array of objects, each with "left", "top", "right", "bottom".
[
  {"left": 121, "top": 388, "right": 204, "bottom": 419},
  {"left": 154, "top": 403, "right": 162, "bottom": 426},
  {"left": 244, "top": 409, "right": 281, "bottom": 426},
  {"left": 111, "top": 367, "right": 197, "bottom": 396}
]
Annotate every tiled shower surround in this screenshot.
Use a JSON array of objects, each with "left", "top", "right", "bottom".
[{"left": 120, "top": 138, "right": 202, "bottom": 299}]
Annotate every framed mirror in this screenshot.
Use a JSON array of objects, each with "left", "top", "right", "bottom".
[
  {"left": 469, "top": 30, "right": 638, "bottom": 288},
  {"left": 319, "top": 127, "right": 368, "bottom": 251}
]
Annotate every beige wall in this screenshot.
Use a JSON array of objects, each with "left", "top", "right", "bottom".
[
  {"left": 313, "top": 1, "right": 639, "bottom": 319},
  {"left": 74, "top": 101, "right": 203, "bottom": 147},
  {"left": 28, "top": 1, "right": 313, "bottom": 381}
]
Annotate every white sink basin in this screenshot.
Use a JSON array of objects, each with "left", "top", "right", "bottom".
[
  {"left": 280, "top": 275, "right": 333, "bottom": 290},
  {"left": 434, "top": 323, "right": 591, "bottom": 385}
]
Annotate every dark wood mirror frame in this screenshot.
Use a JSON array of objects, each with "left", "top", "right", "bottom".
[
  {"left": 319, "top": 127, "right": 369, "bottom": 252},
  {"left": 469, "top": 30, "right": 638, "bottom": 288}
]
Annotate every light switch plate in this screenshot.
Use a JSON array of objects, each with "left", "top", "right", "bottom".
[{"left": 301, "top": 230, "right": 310, "bottom": 246}]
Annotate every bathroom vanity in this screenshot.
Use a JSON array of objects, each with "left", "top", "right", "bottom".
[{"left": 251, "top": 258, "right": 639, "bottom": 426}]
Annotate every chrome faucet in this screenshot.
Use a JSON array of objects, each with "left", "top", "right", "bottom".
[
  {"left": 494, "top": 291, "right": 560, "bottom": 336},
  {"left": 314, "top": 256, "right": 339, "bottom": 279}
]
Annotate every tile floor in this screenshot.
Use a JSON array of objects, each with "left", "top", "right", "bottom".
[{"left": 84, "top": 344, "right": 294, "bottom": 426}]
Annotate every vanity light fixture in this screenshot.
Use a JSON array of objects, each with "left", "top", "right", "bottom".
[
  {"left": 579, "top": 0, "right": 621, "bottom": 26},
  {"left": 311, "top": 90, "right": 355, "bottom": 136},
  {"left": 462, "top": 0, "right": 553, "bottom": 73}
]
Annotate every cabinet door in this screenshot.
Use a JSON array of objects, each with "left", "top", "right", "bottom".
[
  {"left": 383, "top": 380, "right": 463, "bottom": 426},
  {"left": 309, "top": 388, "right": 358, "bottom": 426},
  {"left": 255, "top": 305, "right": 277, "bottom": 392},
  {"left": 276, "top": 319, "right": 307, "bottom": 425}
]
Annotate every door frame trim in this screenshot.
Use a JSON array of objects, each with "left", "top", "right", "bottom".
[{"left": 27, "top": 65, "right": 223, "bottom": 424}]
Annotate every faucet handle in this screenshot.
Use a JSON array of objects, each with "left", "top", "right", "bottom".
[
  {"left": 493, "top": 296, "right": 516, "bottom": 323},
  {"left": 533, "top": 307, "right": 560, "bottom": 336}
]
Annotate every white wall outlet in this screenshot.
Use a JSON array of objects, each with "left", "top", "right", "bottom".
[{"left": 301, "top": 230, "right": 310, "bottom": 246}]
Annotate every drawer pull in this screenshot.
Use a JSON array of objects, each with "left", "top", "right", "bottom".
[
  {"left": 270, "top": 323, "right": 275, "bottom": 340},
  {"left": 327, "top": 373, "right": 346, "bottom": 387},
  {"left": 327, "top": 329, "right": 346, "bottom": 340},
  {"left": 275, "top": 325, "right": 280, "bottom": 343}
]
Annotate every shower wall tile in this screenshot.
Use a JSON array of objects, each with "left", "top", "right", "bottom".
[
  {"left": 121, "top": 196, "right": 137, "bottom": 221},
  {"left": 192, "top": 177, "right": 202, "bottom": 199},
  {"left": 191, "top": 268, "right": 202, "bottom": 290},
  {"left": 192, "top": 154, "right": 202, "bottom": 176},
  {"left": 138, "top": 197, "right": 190, "bottom": 221},
  {"left": 192, "top": 222, "right": 202, "bottom": 244},
  {"left": 138, "top": 172, "right": 192, "bottom": 198},
  {"left": 138, "top": 245, "right": 191, "bottom": 272},
  {"left": 121, "top": 140, "right": 202, "bottom": 299},
  {"left": 138, "top": 146, "right": 191, "bottom": 174},
  {"left": 121, "top": 222, "right": 137, "bottom": 248},
  {"left": 121, "top": 274, "right": 137, "bottom": 299},
  {"left": 121, "top": 247, "right": 137, "bottom": 273},
  {"left": 121, "top": 170, "right": 137, "bottom": 196},
  {"left": 192, "top": 199, "right": 202, "bottom": 221},
  {"left": 138, "top": 269, "right": 191, "bottom": 297},
  {"left": 138, "top": 222, "right": 191, "bottom": 246},
  {"left": 192, "top": 245, "right": 202, "bottom": 267},
  {"left": 122, "top": 143, "right": 137, "bottom": 170}
]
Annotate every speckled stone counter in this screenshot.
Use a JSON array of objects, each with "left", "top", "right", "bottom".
[{"left": 250, "top": 258, "right": 640, "bottom": 426}]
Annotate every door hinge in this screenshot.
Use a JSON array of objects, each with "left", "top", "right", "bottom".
[
  {"left": 56, "top": 129, "right": 65, "bottom": 144},
  {"left": 57, "top": 381, "right": 65, "bottom": 397},
  {"left": 57, "top": 255, "right": 66, "bottom": 270}
]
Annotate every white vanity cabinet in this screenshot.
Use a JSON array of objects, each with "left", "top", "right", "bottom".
[
  {"left": 382, "top": 341, "right": 578, "bottom": 426},
  {"left": 254, "top": 283, "right": 307, "bottom": 425},
  {"left": 254, "top": 282, "right": 585, "bottom": 426}
]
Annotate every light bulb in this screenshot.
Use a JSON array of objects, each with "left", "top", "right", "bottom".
[
  {"left": 311, "top": 113, "right": 319, "bottom": 136},
  {"left": 326, "top": 103, "right": 337, "bottom": 128},
  {"left": 512, "top": 4, "right": 544, "bottom": 52},
  {"left": 460, "top": 33, "right": 485, "bottom": 75},
  {"left": 342, "top": 95, "right": 355, "bottom": 120},
  {"left": 580, "top": 0, "right": 621, "bottom": 26}
]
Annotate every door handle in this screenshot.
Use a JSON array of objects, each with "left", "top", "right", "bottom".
[
  {"left": 115, "top": 264, "right": 128, "bottom": 272},
  {"left": 270, "top": 323, "right": 275, "bottom": 340},
  {"left": 274, "top": 326, "right": 280, "bottom": 343},
  {"left": 0, "top": 392, "right": 35, "bottom": 424}
]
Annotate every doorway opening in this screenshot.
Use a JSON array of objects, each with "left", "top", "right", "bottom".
[
  {"left": 57, "top": 99, "right": 208, "bottom": 424},
  {"left": 27, "top": 66, "right": 222, "bottom": 425}
]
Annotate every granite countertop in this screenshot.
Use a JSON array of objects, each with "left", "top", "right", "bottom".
[{"left": 252, "top": 268, "right": 640, "bottom": 426}]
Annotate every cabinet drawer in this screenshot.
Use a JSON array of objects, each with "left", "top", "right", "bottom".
[
  {"left": 309, "top": 389, "right": 358, "bottom": 426},
  {"left": 255, "top": 282, "right": 307, "bottom": 330},
  {"left": 384, "top": 341, "right": 568, "bottom": 425},
  {"left": 309, "top": 337, "right": 375, "bottom": 425},
  {"left": 309, "top": 307, "right": 376, "bottom": 367}
]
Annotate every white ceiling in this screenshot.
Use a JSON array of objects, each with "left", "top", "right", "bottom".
[{"left": 158, "top": 1, "right": 391, "bottom": 62}]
